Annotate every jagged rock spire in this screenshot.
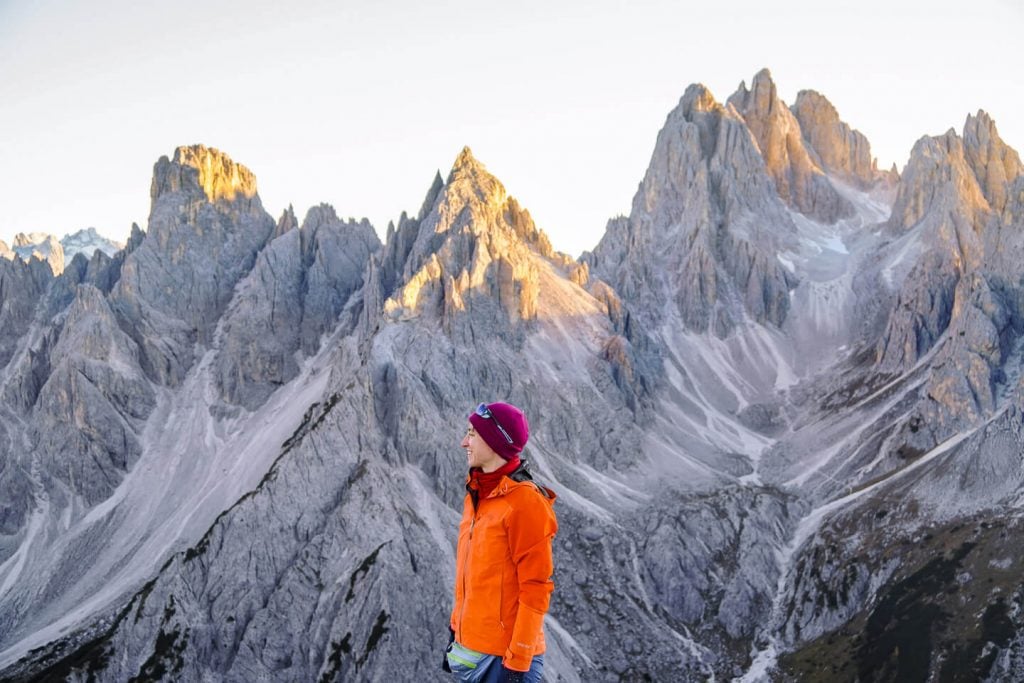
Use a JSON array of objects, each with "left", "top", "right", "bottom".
[
  {"left": 962, "top": 110, "right": 1023, "bottom": 213},
  {"left": 791, "top": 89, "right": 880, "bottom": 189},
  {"left": 590, "top": 80, "right": 798, "bottom": 335},
  {"left": 368, "top": 147, "right": 565, "bottom": 342},
  {"left": 275, "top": 204, "right": 298, "bottom": 238},
  {"left": 727, "top": 69, "right": 853, "bottom": 223}
]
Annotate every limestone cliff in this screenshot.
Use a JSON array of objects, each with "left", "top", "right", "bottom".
[{"left": 727, "top": 69, "right": 853, "bottom": 223}]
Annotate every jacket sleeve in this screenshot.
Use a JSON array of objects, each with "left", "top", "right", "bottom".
[{"left": 502, "top": 490, "right": 558, "bottom": 671}]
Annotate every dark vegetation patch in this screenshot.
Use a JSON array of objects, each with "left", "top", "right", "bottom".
[
  {"left": 11, "top": 578, "right": 159, "bottom": 683},
  {"left": 894, "top": 443, "right": 926, "bottom": 460},
  {"left": 357, "top": 611, "right": 391, "bottom": 670},
  {"left": 779, "top": 515, "right": 1022, "bottom": 683},
  {"left": 126, "top": 594, "right": 189, "bottom": 683},
  {"left": 346, "top": 542, "right": 388, "bottom": 603},
  {"left": 318, "top": 633, "right": 353, "bottom": 683}
]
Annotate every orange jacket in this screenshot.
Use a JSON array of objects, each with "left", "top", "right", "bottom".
[{"left": 450, "top": 472, "right": 558, "bottom": 672}]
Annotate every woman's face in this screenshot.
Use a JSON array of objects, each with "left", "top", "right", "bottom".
[{"left": 461, "top": 424, "right": 502, "bottom": 471}]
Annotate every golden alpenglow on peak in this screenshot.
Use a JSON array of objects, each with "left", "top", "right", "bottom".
[
  {"left": 172, "top": 144, "right": 258, "bottom": 203},
  {"left": 453, "top": 145, "right": 478, "bottom": 169},
  {"left": 444, "top": 146, "right": 508, "bottom": 209},
  {"left": 680, "top": 83, "right": 721, "bottom": 116}
]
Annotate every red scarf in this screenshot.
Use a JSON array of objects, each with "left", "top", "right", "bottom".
[{"left": 470, "top": 456, "right": 521, "bottom": 500}]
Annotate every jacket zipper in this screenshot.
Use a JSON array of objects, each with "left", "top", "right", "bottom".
[{"left": 458, "top": 492, "right": 479, "bottom": 644}]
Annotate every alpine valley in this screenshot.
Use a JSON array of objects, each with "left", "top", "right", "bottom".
[{"left": 1, "top": 69, "right": 1022, "bottom": 682}]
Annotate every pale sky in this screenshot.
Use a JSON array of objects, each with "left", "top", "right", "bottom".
[{"left": 1, "top": 0, "right": 1021, "bottom": 257}]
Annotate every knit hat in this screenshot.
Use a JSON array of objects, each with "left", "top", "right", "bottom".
[{"left": 468, "top": 402, "right": 529, "bottom": 461}]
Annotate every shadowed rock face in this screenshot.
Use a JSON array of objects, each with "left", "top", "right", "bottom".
[
  {"left": 213, "top": 204, "right": 380, "bottom": 410},
  {"left": 0, "top": 257, "right": 54, "bottom": 370},
  {"left": 728, "top": 69, "right": 854, "bottom": 223}
]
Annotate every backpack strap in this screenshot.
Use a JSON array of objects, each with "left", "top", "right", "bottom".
[{"left": 509, "top": 460, "right": 554, "bottom": 498}]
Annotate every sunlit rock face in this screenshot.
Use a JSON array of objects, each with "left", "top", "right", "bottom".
[
  {"left": 10, "top": 232, "right": 65, "bottom": 275},
  {"left": 727, "top": 69, "right": 854, "bottom": 223},
  {"left": 152, "top": 143, "right": 259, "bottom": 206},
  {"left": 376, "top": 147, "right": 557, "bottom": 341},
  {"left": 838, "top": 113, "right": 1024, "bottom": 510},
  {"left": 876, "top": 113, "right": 1022, "bottom": 377},
  {"left": 962, "top": 110, "right": 1024, "bottom": 214},
  {"left": 791, "top": 89, "right": 880, "bottom": 189}
]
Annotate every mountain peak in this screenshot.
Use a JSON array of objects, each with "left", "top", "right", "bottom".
[
  {"left": 13, "top": 231, "right": 53, "bottom": 247},
  {"left": 442, "top": 146, "right": 509, "bottom": 213},
  {"left": 965, "top": 109, "right": 995, "bottom": 133},
  {"left": 750, "top": 67, "right": 776, "bottom": 93},
  {"left": 727, "top": 70, "right": 853, "bottom": 222},
  {"left": 9, "top": 232, "right": 64, "bottom": 275},
  {"left": 962, "top": 110, "right": 1022, "bottom": 212},
  {"left": 453, "top": 145, "right": 479, "bottom": 171},
  {"left": 679, "top": 83, "right": 722, "bottom": 117},
  {"left": 375, "top": 148, "right": 561, "bottom": 333},
  {"left": 274, "top": 205, "right": 298, "bottom": 238},
  {"left": 791, "top": 89, "right": 881, "bottom": 188},
  {"left": 151, "top": 144, "right": 259, "bottom": 205},
  {"left": 60, "top": 228, "right": 124, "bottom": 261}
]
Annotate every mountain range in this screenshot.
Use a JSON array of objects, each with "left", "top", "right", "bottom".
[{"left": 0, "top": 68, "right": 1022, "bottom": 682}]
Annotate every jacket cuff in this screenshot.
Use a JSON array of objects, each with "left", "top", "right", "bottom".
[{"left": 502, "top": 649, "right": 532, "bottom": 672}]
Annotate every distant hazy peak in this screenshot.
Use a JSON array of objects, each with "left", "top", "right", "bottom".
[
  {"left": 13, "top": 231, "right": 55, "bottom": 247},
  {"left": 61, "top": 227, "right": 124, "bottom": 256},
  {"left": 9, "top": 232, "right": 64, "bottom": 275},
  {"left": 151, "top": 144, "right": 259, "bottom": 205}
]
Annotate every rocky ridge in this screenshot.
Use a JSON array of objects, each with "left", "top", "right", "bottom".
[{"left": 587, "top": 82, "right": 799, "bottom": 337}]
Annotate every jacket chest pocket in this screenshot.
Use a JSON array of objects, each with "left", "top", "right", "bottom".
[{"left": 469, "top": 510, "right": 511, "bottom": 570}]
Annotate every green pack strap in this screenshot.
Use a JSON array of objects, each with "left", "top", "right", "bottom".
[
  {"left": 446, "top": 652, "right": 478, "bottom": 669},
  {"left": 448, "top": 643, "right": 484, "bottom": 669}
]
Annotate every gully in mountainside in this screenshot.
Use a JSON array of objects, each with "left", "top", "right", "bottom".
[{"left": 443, "top": 402, "right": 558, "bottom": 683}]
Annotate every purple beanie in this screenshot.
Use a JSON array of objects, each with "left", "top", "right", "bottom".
[{"left": 468, "top": 402, "right": 529, "bottom": 460}]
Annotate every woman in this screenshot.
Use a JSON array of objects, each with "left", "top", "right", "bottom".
[{"left": 444, "top": 402, "right": 558, "bottom": 683}]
